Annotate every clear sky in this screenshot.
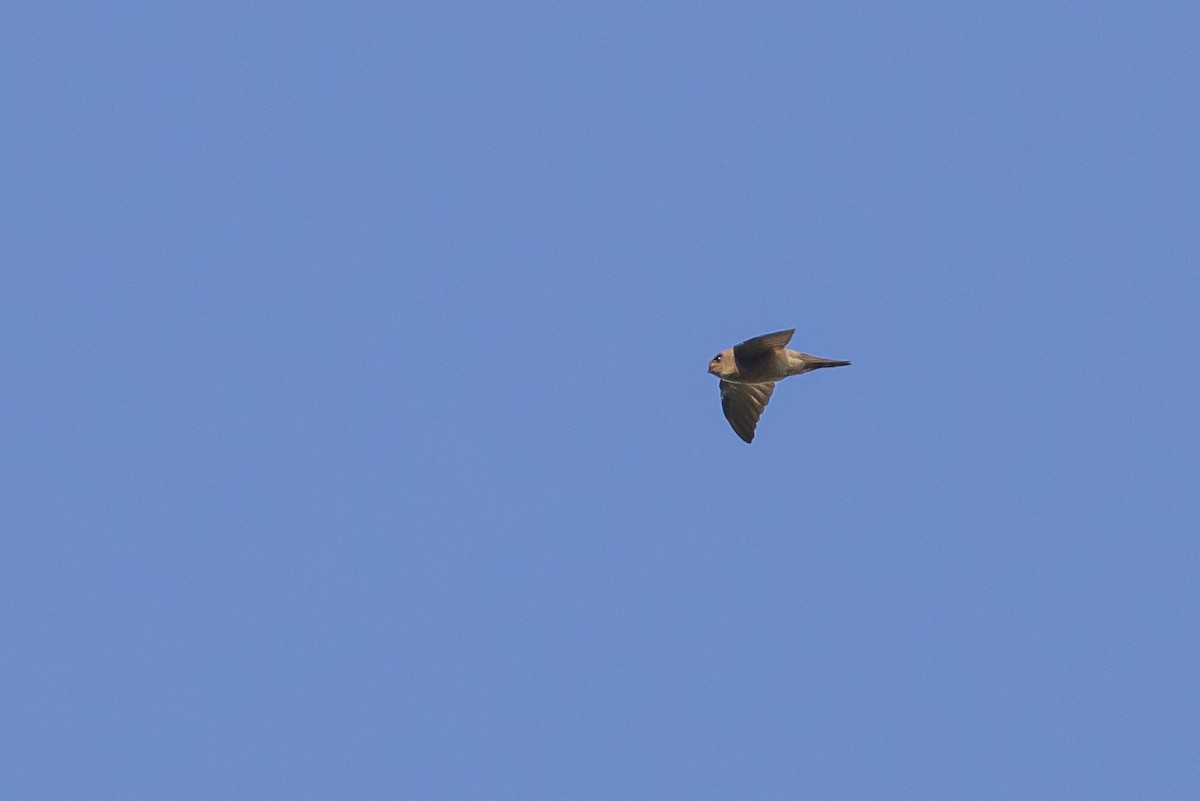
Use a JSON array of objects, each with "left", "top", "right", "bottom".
[{"left": 5, "top": 1, "right": 1198, "bottom": 798}]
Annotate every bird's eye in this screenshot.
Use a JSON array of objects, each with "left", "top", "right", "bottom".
[{"left": 713, "top": 354, "right": 722, "bottom": 362}]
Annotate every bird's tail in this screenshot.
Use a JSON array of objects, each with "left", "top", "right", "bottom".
[
  {"left": 803, "top": 356, "right": 851, "bottom": 368},
  {"left": 789, "top": 353, "right": 851, "bottom": 375}
]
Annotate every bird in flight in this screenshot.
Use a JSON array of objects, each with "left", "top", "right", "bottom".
[{"left": 708, "top": 329, "right": 849, "bottom": 443}]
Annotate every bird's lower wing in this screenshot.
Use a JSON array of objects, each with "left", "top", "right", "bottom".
[{"left": 719, "top": 381, "right": 775, "bottom": 443}]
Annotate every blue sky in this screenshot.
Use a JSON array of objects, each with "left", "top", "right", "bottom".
[{"left": 4, "top": 1, "right": 1199, "bottom": 798}]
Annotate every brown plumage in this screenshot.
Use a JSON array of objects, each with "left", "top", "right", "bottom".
[{"left": 707, "top": 329, "right": 850, "bottom": 443}]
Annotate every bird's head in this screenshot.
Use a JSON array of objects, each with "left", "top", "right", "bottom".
[{"left": 708, "top": 349, "right": 736, "bottom": 378}]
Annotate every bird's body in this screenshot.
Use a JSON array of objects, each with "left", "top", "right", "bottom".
[{"left": 708, "top": 329, "right": 849, "bottom": 443}]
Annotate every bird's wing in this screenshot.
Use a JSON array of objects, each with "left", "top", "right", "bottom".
[
  {"left": 720, "top": 380, "right": 775, "bottom": 443},
  {"left": 733, "top": 329, "right": 795, "bottom": 362}
]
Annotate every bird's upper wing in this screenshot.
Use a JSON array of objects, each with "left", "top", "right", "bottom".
[
  {"left": 720, "top": 380, "right": 776, "bottom": 443},
  {"left": 733, "top": 329, "right": 795, "bottom": 363}
]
